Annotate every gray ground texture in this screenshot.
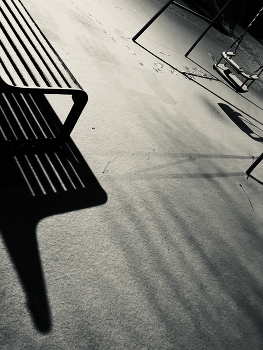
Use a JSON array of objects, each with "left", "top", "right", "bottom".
[{"left": 1, "top": 0, "right": 263, "bottom": 349}]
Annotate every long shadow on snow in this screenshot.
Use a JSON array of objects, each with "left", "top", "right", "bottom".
[
  {"left": 218, "top": 103, "right": 263, "bottom": 142},
  {"left": 0, "top": 92, "right": 107, "bottom": 333},
  {"left": 218, "top": 103, "right": 263, "bottom": 184},
  {"left": 111, "top": 175, "right": 263, "bottom": 346}
]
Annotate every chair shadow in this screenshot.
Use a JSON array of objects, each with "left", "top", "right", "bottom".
[{"left": 0, "top": 92, "right": 107, "bottom": 333}]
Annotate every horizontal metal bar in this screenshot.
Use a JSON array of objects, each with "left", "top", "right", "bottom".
[{"left": 133, "top": 0, "right": 212, "bottom": 42}]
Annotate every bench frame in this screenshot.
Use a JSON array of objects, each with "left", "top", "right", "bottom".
[
  {"left": 1, "top": 79, "right": 88, "bottom": 150},
  {"left": 1, "top": 0, "right": 88, "bottom": 152}
]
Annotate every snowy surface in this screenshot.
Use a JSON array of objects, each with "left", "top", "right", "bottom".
[{"left": 1, "top": 0, "right": 263, "bottom": 349}]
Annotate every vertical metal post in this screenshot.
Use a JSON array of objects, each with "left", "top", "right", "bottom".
[
  {"left": 132, "top": 0, "right": 174, "bottom": 42},
  {"left": 246, "top": 153, "right": 263, "bottom": 175},
  {"left": 185, "top": 0, "right": 233, "bottom": 57}
]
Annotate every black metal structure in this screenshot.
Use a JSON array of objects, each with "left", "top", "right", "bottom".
[
  {"left": 133, "top": 0, "right": 212, "bottom": 42},
  {"left": 246, "top": 153, "right": 263, "bottom": 176},
  {"left": 132, "top": 0, "right": 233, "bottom": 57},
  {"left": 213, "top": 6, "right": 263, "bottom": 93},
  {"left": 0, "top": 0, "right": 88, "bottom": 151},
  {"left": 132, "top": 0, "right": 262, "bottom": 177}
]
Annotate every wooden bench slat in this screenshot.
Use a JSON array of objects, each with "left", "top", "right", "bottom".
[
  {"left": 6, "top": 0, "right": 77, "bottom": 88},
  {"left": 1, "top": 93, "right": 29, "bottom": 140},
  {"left": 2, "top": 3, "right": 58, "bottom": 88},
  {"left": 1, "top": 0, "right": 88, "bottom": 150},
  {"left": 0, "top": 57, "right": 18, "bottom": 86},
  {"left": 19, "top": 94, "right": 54, "bottom": 139},
  {"left": 2, "top": 4, "right": 52, "bottom": 87},
  {"left": 10, "top": 93, "right": 48, "bottom": 139},
  {"left": 13, "top": 0, "right": 81, "bottom": 88},
  {"left": 3, "top": 0, "right": 66, "bottom": 88},
  {"left": 1, "top": 43, "right": 29, "bottom": 86},
  {"left": 2, "top": 0, "right": 81, "bottom": 89},
  {"left": 1, "top": 20, "right": 43, "bottom": 86}
]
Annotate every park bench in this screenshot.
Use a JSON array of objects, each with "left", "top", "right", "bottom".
[{"left": 1, "top": 0, "right": 88, "bottom": 151}]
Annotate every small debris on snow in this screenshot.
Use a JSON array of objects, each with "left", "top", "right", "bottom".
[{"left": 182, "top": 66, "right": 190, "bottom": 73}]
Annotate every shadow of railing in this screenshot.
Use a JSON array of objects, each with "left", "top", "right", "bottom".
[{"left": 0, "top": 92, "right": 107, "bottom": 333}]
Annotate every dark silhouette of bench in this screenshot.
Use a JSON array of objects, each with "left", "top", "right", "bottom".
[
  {"left": 0, "top": 91, "right": 107, "bottom": 333},
  {"left": 1, "top": 0, "right": 88, "bottom": 151}
]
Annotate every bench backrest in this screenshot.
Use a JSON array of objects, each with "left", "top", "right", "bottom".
[{"left": 1, "top": 0, "right": 82, "bottom": 89}]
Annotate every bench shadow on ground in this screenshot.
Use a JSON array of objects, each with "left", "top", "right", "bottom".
[{"left": 0, "top": 92, "right": 107, "bottom": 333}]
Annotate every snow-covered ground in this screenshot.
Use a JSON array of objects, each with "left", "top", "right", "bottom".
[{"left": 1, "top": 0, "right": 262, "bottom": 349}]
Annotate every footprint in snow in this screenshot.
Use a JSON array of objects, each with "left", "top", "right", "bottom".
[
  {"left": 125, "top": 46, "right": 136, "bottom": 55},
  {"left": 154, "top": 62, "right": 163, "bottom": 68},
  {"left": 160, "top": 51, "right": 170, "bottom": 56},
  {"left": 103, "top": 30, "right": 116, "bottom": 42}
]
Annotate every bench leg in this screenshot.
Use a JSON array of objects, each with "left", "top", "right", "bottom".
[
  {"left": 56, "top": 90, "right": 88, "bottom": 145},
  {"left": 0, "top": 86, "right": 88, "bottom": 152}
]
